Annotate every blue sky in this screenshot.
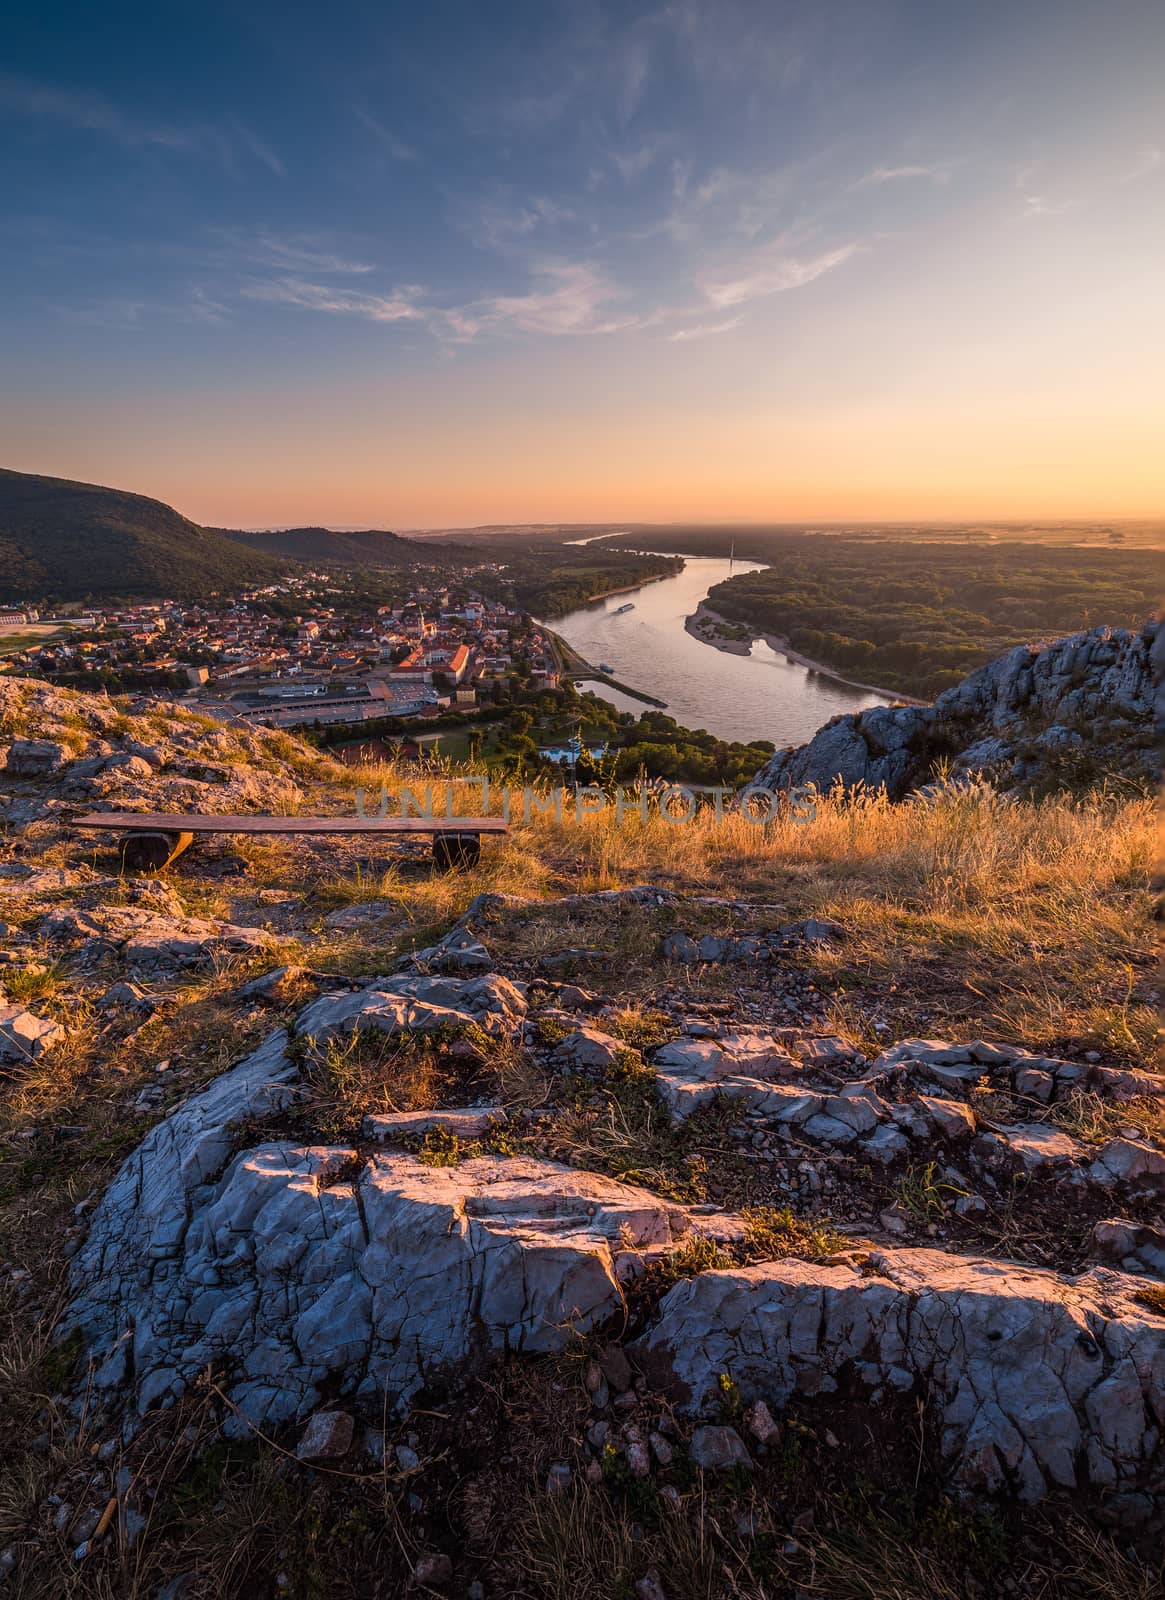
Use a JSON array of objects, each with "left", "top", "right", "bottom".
[{"left": 1, "top": 0, "right": 1162, "bottom": 524}]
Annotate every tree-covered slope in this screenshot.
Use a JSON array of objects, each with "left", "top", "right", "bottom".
[
  {"left": 215, "top": 526, "right": 417, "bottom": 567},
  {"left": 0, "top": 468, "right": 288, "bottom": 603}
]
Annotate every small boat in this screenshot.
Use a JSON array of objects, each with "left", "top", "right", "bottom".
[
  {"left": 598, "top": 662, "right": 614, "bottom": 674},
  {"left": 614, "top": 602, "right": 635, "bottom": 615}
]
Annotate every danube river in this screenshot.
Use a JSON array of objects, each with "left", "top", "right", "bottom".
[{"left": 548, "top": 555, "right": 888, "bottom": 747}]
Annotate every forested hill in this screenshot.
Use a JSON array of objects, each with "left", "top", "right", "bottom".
[
  {"left": 0, "top": 469, "right": 287, "bottom": 604},
  {"left": 215, "top": 525, "right": 417, "bottom": 567}
]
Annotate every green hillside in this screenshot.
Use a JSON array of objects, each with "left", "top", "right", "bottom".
[
  {"left": 216, "top": 525, "right": 417, "bottom": 567},
  {"left": 0, "top": 468, "right": 288, "bottom": 603}
]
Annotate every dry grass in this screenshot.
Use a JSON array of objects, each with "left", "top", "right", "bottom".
[
  {"left": 0, "top": 747, "right": 1158, "bottom": 1595},
  {"left": 364, "top": 776, "right": 1157, "bottom": 1063}
]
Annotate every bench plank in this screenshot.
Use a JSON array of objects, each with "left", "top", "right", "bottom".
[{"left": 75, "top": 812, "right": 509, "bottom": 836}]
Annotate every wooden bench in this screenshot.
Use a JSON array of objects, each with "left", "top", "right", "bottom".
[{"left": 75, "top": 812, "right": 509, "bottom": 873}]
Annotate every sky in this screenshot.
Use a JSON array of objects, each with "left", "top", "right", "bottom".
[{"left": 1, "top": 0, "right": 1162, "bottom": 527}]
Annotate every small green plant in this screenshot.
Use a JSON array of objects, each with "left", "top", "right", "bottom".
[
  {"left": 663, "top": 1235, "right": 733, "bottom": 1279},
  {"left": 895, "top": 1160, "right": 967, "bottom": 1221},
  {"left": 417, "top": 1126, "right": 481, "bottom": 1166},
  {"left": 742, "top": 1205, "right": 849, "bottom": 1261},
  {"left": 605, "top": 1008, "right": 675, "bottom": 1050},
  {"left": 3, "top": 962, "right": 65, "bottom": 1005}
]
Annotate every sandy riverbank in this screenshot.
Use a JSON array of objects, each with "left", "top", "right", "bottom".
[{"left": 685, "top": 604, "right": 926, "bottom": 705}]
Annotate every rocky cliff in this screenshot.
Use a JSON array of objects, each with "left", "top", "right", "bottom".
[{"left": 755, "top": 621, "right": 1161, "bottom": 799}]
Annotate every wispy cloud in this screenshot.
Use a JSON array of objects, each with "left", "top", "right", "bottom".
[
  {"left": 241, "top": 278, "right": 427, "bottom": 323},
  {"left": 53, "top": 285, "right": 233, "bottom": 330},
  {"left": 1120, "top": 144, "right": 1162, "bottom": 184},
  {"left": 0, "top": 72, "right": 283, "bottom": 176},
  {"left": 0, "top": 72, "right": 194, "bottom": 150},
  {"left": 1015, "top": 184, "right": 1071, "bottom": 221},
  {"left": 218, "top": 228, "right": 374, "bottom": 275},
  {"left": 700, "top": 241, "right": 859, "bottom": 309},
  {"left": 186, "top": 287, "right": 231, "bottom": 325},
  {"left": 857, "top": 164, "right": 945, "bottom": 185},
  {"left": 354, "top": 107, "right": 418, "bottom": 162},
  {"left": 609, "top": 136, "right": 664, "bottom": 182},
  {"left": 240, "top": 258, "right": 636, "bottom": 343},
  {"left": 472, "top": 261, "right": 634, "bottom": 337},
  {"left": 667, "top": 316, "right": 743, "bottom": 341},
  {"left": 466, "top": 194, "right": 577, "bottom": 255},
  {"left": 229, "top": 118, "right": 285, "bottom": 178}
]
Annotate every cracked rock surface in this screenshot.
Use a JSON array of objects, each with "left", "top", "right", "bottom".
[
  {"left": 634, "top": 1247, "right": 1165, "bottom": 1501},
  {"left": 67, "top": 1027, "right": 719, "bottom": 1435},
  {"left": 753, "top": 622, "right": 1158, "bottom": 799},
  {"left": 37, "top": 904, "right": 273, "bottom": 969},
  {"left": 63, "top": 973, "right": 1164, "bottom": 1508}
]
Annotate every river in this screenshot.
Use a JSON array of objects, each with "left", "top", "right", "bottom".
[{"left": 548, "top": 554, "right": 888, "bottom": 746}]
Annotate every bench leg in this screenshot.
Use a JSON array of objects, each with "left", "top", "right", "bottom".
[
  {"left": 119, "top": 830, "right": 194, "bottom": 874},
  {"left": 432, "top": 833, "right": 482, "bottom": 872}
]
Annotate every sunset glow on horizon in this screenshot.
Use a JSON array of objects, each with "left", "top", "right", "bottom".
[{"left": 2, "top": 1, "right": 1162, "bottom": 527}]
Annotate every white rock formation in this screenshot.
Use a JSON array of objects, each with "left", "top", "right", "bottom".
[
  {"left": 69, "top": 1111, "right": 713, "bottom": 1435},
  {"left": 633, "top": 1247, "right": 1165, "bottom": 1501},
  {"left": 753, "top": 622, "right": 1158, "bottom": 799},
  {"left": 295, "top": 973, "right": 527, "bottom": 1044},
  {"left": 0, "top": 1002, "right": 66, "bottom": 1060},
  {"left": 651, "top": 1032, "right": 802, "bottom": 1119},
  {"left": 38, "top": 905, "right": 272, "bottom": 968}
]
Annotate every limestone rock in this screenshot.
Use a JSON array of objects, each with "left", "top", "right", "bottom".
[
  {"left": 400, "top": 926, "right": 492, "bottom": 973},
  {"left": 97, "top": 981, "right": 156, "bottom": 1012},
  {"left": 296, "top": 1410, "right": 354, "bottom": 1462},
  {"left": 633, "top": 1246, "right": 1165, "bottom": 1501},
  {"left": 295, "top": 973, "right": 527, "bottom": 1044},
  {"left": 982, "top": 1124, "right": 1086, "bottom": 1172},
  {"left": 5, "top": 739, "right": 66, "bottom": 776},
  {"left": 37, "top": 905, "right": 272, "bottom": 969},
  {"left": 689, "top": 1424, "right": 752, "bottom": 1471},
  {"left": 652, "top": 1033, "right": 802, "bottom": 1120},
  {"left": 363, "top": 1108, "right": 506, "bottom": 1141},
  {"left": 234, "top": 966, "right": 312, "bottom": 1003},
  {"left": 68, "top": 1079, "right": 722, "bottom": 1432},
  {"left": 743, "top": 1398, "right": 781, "bottom": 1445},
  {"left": 659, "top": 931, "right": 699, "bottom": 963},
  {"left": 552, "top": 1027, "right": 626, "bottom": 1073},
  {"left": 1091, "top": 1219, "right": 1165, "bottom": 1278},
  {"left": 916, "top": 1095, "right": 977, "bottom": 1139},
  {"left": 0, "top": 1002, "right": 66, "bottom": 1061},
  {"left": 1088, "top": 1138, "right": 1165, "bottom": 1192},
  {"left": 323, "top": 901, "right": 401, "bottom": 930},
  {"left": 752, "top": 623, "right": 1157, "bottom": 800},
  {"left": 796, "top": 1036, "right": 862, "bottom": 1068},
  {"left": 414, "top": 1553, "right": 453, "bottom": 1586}
]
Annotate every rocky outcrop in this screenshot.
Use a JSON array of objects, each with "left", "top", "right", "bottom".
[
  {"left": 0, "top": 676, "right": 308, "bottom": 824},
  {"left": 644, "top": 1026, "right": 1165, "bottom": 1190},
  {"left": 754, "top": 622, "right": 1158, "bottom": 799},
  {"left": 633, "top": 1248, "right": 1165, "bottom": 1502},
  {"left": 294, "top": 972, "right": 527, "bottom": 1043},
  {"left": 658, "top": 919, "right": 840, "bottom": 966},
  {"left": 60, "top": 965, "right": 1165, "bottom": 1514},
  {"left": 37, "top": 904, "right": 273, "bottom": 969},
  {"left": 69, "top": 1094, "right": 721, "bottom": 1434},
  {"left": 651, "top": 1030, "right": 802, "bottom": 1119}
]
